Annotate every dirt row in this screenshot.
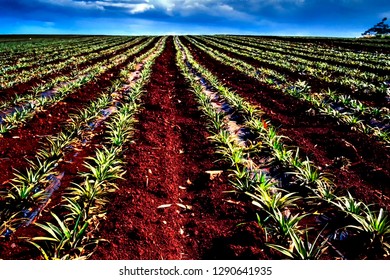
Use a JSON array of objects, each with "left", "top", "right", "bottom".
[
  {"left": 0, "top": 37, "right": 269, "bottom": 260},
  {"left": 0, "top": 39, "right": 161, "bottom": 260},
  {"left": 4, "top": 37, "right": 132, "bottom": 75},
  {"left": 181, "top": 37, "right": 390, "bottom": 208},
  {"left": 0, "top": 36, "right": 98, "bottom": 58},
  {"left": 253, "top": 36, "right": 390, "bottom": 54},
  {"left": 218, "top": 37, "right": 390, "bottom": 76},
  {"left": 91, "top": 37, "right": 269, "bottom": 260},
  {"left": 191, "top": 36, "right": 388, "bottom": 108},
  {"left": 0, "top": 37, "right": 152, "bottom": 102},
  {"left": 0, "top": 38, "right": 158, "bottom": 187},
  {"left": 0, "top": 124, "right": 106, "bottom": 260},
  {"left": 2, "top": 35, "right": 388, "bottom": 260}
]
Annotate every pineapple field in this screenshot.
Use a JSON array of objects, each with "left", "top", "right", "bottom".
[{"left": 0, "top": 35, "right": 389, "bottom": 260}]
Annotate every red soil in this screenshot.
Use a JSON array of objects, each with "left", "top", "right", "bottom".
[
  {"left": 218, "top": 37, "right": 389, "bottom": 77},
  {"left": 0, "top": 39, "right": 156, "bottom": 185},
  {"left": 92, "top": 37, "right": 269, "bottom": 260},
  {"left": 193, "top": 36, "right": 389, "bottom": 108},
  {"left": 1, "top": 36, "right": 388, "bottom": 260},
  {"left": 0, "top": 37, "right": 270, "bottom": 260},
  {"left": 254, "top": 36, "right": 390, "bottom": 54},
  {"left": 0, "top": 37, "right": 151, "bottom": 102},
  {"left": 4, "top": 37, "right": 126, "bottom": 74},
  {"left": 0, "top": 41, "right": 159, "bottom": 259},
  {"left": 182, "top": 37, "right": 390, "bottom": 208}
]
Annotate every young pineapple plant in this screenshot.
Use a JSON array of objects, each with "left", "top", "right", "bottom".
[
  {"left": 350, "top": 206, "right": 390, "bottom": 258},
  {"left": 267, "top": 227, "right": 329, "bottom": 260},
  {"left": 28, "top": 212, "right": 101, "bottom": 260}
]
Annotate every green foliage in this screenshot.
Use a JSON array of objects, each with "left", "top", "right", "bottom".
[
  {"left": 350, "top": 206, "right": 390, "bottom": 256},
  {"left": 29, "top": 212, "right": 100, "bottom": 260},
  {"left": 362, "top": 18, "right": 390, "bottom": 36},
  {"left": 267, "top": 227, "right": 329, "bottom": 260}
]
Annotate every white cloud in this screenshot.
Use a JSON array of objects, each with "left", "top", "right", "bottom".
[
  {"left": 39, "top": 0, "right": 104, "bottom": 10},
  {"left": 39, "top": 0, "right": 154, "bottom": 14},
  {"left": 35, "top": 0, "right": 264, "bottom": 19},
  {"left": 150, "top": 0, "right": 217, "bottom": 14},
  {"left": 36, "top": 0, "right": 303, "bottom": 19},
  {"left": 128, "top": 3, "right": 154, "bottom": 13},
  {"left": 44, "top": 21, "right": 55, "bottom": 27},
  {"left": 147, "top": 0, "right": 253, "bottom": 20},
  {"left": 95, "top": 1, "right": 154, "bottom": 14},
  {"left": 243, "top": 0, "right": 305, "bottom": 11}
]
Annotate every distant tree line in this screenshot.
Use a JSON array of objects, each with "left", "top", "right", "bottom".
[{"left": 362, "top": 17, "right": 390, "bottom": 36}]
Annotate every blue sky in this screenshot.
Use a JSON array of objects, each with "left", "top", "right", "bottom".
[{"left": 1, "top": 0, "right": 390, "bottom": 37}]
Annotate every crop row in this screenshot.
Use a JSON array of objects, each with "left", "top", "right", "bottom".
[
  {"left": 213, "top": 36, "right": 390, "bottom": 86},
  {"left": 0, "top": 37, "right": 156, "bottom": 135},
  {"left": 0, "top": 37, "right": 146, "bottom": 91},
  {"left": 185, "top": 36, "right": 390, "bottom": 146},
  {"left": 0, "top": 36, "right": 112, "bottom": 64},
  {"left": 27, "top": 39, "right": 166, "bottom": 259},
  {"left": 195, "top": 36, "right": 390, "bottom": 99},
  {"left": 0, "top": 38, "right": 166, "bottom": 259},
  {"left": 222, "top": 36, "right": 390, "bottom": 69},
  {"left": 0, "top": 36, "right": 132, "bottom": 76},
  {"left": 249, "top": 36, "right": 390, "bottom": 54},
  {"left": 175, "top": 37, "right": 390, "bottom": 259}
]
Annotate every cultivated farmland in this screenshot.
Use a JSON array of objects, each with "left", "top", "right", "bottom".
[{"left": 0, "top": 35, "right": 389, "bottom": 260}]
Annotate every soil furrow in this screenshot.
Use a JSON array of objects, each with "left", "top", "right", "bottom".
[
  {"left": 93, "top": 37, "right": 268, "bottom": 260},
  {"left": 192, "top": 37, "right": 388, "bottom": 108},
  {"left": 254, "top": 36, "right": 390, "bottom": 54},
  {"left": 0, "top": 40, "right": 157, "bottom": 185},
  {"left": 217, "top": 37, "right": 390, "bottom": 76},
  {"left": 4, "top": 37, "right": 131, "bottom": 75},
  {"left": 0, "top": 42, "right": 163, "bottom": 259},
  {"left": 182, "top": 37, "right": 390, "bottom": 207},
  {"left": 0, "top": 37, "right": 152, "bottom": 102}
]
